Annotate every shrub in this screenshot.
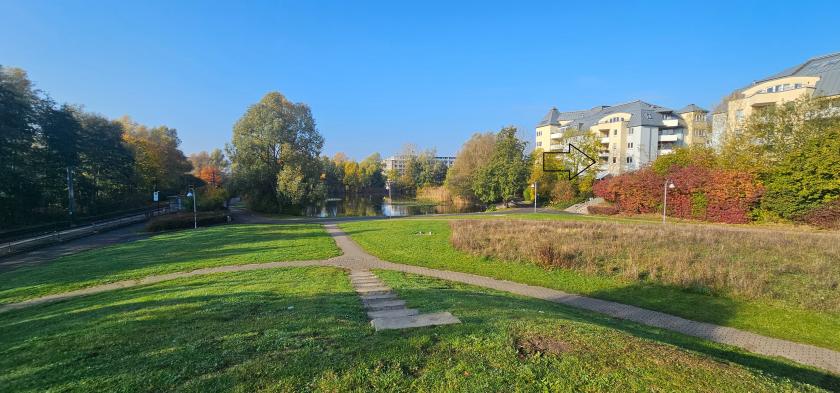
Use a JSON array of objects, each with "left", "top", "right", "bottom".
[
  {"left": 797, "top": 199, "right": 840, "bottom": 229},
  {"left": 197, "top": 187, "right": 229, "bottom": 211},
  {"left": 145, "top": 211, "right": 230, "bottom": 232},
  {"left": 587, "top": 205, "right": 619, "bottom": 215},
  {"left": 593, "top": 165, "right": 762, "bottom": 224}
]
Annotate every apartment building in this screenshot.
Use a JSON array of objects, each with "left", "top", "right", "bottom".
[
  {"left": 382, "top": 155, "right": 456, "bottom": 176},
  {"left": 712, "top": 52, "right": 840, "bottom": 144},
  {"left": 536, "top": 100, "right": 709, "bottom": 177}
]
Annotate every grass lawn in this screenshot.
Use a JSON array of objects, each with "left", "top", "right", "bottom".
[
  {"left": 0, "top": 224, "right": 340, "bottom": 305},
  {"left": 0, "top": 267, "right": 833, "bottom": 392},
  {"left": 339, "top": 219, "right": 840, "bottom": 351}
]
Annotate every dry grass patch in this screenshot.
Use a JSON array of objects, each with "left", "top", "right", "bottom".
[{"left": 450, "top": 220, "right": 840, "bottom": 312}]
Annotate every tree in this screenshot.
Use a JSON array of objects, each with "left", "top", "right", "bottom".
[
  {"left": 761, "top": 120, "right": 840, "bottom": 218},
  {"left": 472, "top": 127, "right": 530, "bottom": 206},
  {"left": 446, "top": 132, "right": 496, "bottom": 201},
  {"left": 198, "top": 166, "right": 223, "bottom": 188},
  {"left": 72, "top": 109, "right": 137, "bottom": 214},
  {"left": 120, "top": 117, "right": 192, "bottom": 193},
  {"left": 1, "top": 66, "right": 45, "bottom": 225},
  {"left": 359, "top": 153, "right": 385, "bottom": 189},
  {"left": 227, "top": 92, "right": 324, "bottom": 213}
]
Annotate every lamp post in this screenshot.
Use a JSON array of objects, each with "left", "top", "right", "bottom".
[
  {"left": 186, "top": 185, "right": 197, "bottom": 229},
  {"left": 532, "top": 182, "right": 537, "bottom": 213},
  {"left": 662, "top": 179, "right": 675, "bottom": 224}
]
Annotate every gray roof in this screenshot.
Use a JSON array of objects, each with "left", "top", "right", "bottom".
[
  {"left": 537, "top": 100, "right": 683, "bottom": 130},
  {"left": 677, "top": 104, "right": 708, "bottom": 114},
  {"left": 747, "top": 52, "right": 840, "bottom": 97}
]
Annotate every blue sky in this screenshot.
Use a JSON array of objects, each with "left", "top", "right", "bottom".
[{"left": 2, "top": 1, "right": 839, "bottom": 159}]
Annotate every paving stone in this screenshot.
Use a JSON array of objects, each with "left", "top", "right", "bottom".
[
  {"left": 367, "top": 308, "right": 420, "bottom": 319},
  {"left": 360, "top": 293, "right": 398, "bottom": 301},
  {"left": 371, "top": 312, "right": 461, "bottom": 331},
  {"left": 363, "top": 299, "right": 406, "bottom": 311}
]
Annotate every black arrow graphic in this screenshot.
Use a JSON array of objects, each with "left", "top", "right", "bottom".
[{"left": 542, "top": 143, "right": 597, "bottom": 180}]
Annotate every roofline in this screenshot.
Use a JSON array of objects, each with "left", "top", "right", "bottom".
[{"left": 753, "top": 51, "right": 840, "bottom": 85}]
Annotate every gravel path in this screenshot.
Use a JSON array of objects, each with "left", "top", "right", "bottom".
[{"left": 1, "top": 222, "right": 838, "bottom": 375}]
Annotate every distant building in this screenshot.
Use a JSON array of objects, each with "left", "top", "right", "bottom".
[
  {"left": 535, "top": 100, "right": 709, "bottom": 177},
  {"left": 382, "top": 155, "right": 456, "bottom": 176},
  {"left": 712, "top": 52, "right": 840, "bottom": 143}
]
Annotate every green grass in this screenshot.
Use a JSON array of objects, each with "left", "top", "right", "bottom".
[
  {"left": 339, "top": 219, "right": 840, "bottom": 351},
  {"left": 0, "top": 224, "right": 340, "bottom": 305},
  {"left": 0, "top": 267, "right": 833, "bottom": 392}
]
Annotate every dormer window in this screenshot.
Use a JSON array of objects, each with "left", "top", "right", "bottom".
[{"left": 645, "top": 113, "right": 653, "bottom": 120}]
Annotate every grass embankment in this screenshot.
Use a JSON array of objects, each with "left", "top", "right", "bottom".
[
  {"left": 0, "top": 224, "right": 340, "bottom": 304},
  {"left": 339, "top": 219, "right": 840, "bottom": 351},
  {"left": 0, "top": 267, "right": 832, "bottom": 391}
]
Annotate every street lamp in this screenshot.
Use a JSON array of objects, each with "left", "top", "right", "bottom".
[
  {"left": 662, "top": 179, "right": 675, "bottom": 224},
  {"left": 186, "top": 185, "right": 197, "bottom": 229},
  {"left": 532, "top": 182, "right": 537, "bottom": 213}
]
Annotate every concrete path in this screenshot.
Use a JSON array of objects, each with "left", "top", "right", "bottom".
[
  {"left": 0, "top": 223, "right": 149, "bottom": 273},
  {"left": 1, "top": 223, "right": 838, "bottom": 375}
]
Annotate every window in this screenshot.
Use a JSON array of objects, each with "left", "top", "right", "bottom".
[
  {"left": 795, "top": 83, "right": 803, "bottom": 89},
  {"left": 613, "top": 129, "right": 618, "bottom": 135},
  {"left": 735, "top": 109, "right": 744, "bottom": 122},
  {"left": 646, "top": 113, "right": 653, "bottom": 119},
  {"left": 627, "top": 142, "right": 634, "bottom": 149},
  {"left": 537, "top": 141, "right": 542, "bottom": 147},
  {"left": 628, "top": 127, "right": 634, "bottom": 135},
  {"left": 626, "top": 157, "right": 633, "bottom": 164},
  {"left": 537, "top": 131, "right": 542, "bottom": 136},
  {"left": 612, "top": 157, "right": 616, "bottom": 163}
]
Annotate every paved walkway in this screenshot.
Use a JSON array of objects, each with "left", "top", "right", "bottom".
[
  {"left": 0, "top": 223, "right": 838, "bottom": 374},
  {"left": 0, "top": 223, "right": 149, "bottom": 273}
]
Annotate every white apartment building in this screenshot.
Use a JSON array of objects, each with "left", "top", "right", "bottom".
[
  {"left": 382, "top": 155, "right": 456, "bottom": 176},
  {"left": 536, "top": 100, "right": 709, "bottom": 177}
]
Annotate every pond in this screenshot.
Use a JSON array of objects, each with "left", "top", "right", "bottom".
[{"left": 304, "top": 194, "right": 483, "bottom": 218}]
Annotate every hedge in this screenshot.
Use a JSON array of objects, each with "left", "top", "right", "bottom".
[{"left": 145, "top": 211, "right": 230, "bottom": 232}]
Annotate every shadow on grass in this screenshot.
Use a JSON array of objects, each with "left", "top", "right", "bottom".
[
  {"left": 0, "top": 224, "right": 339, "bottom": 303},
  {"left": 1, "top": 268, "right": 836, "bottom": 392},
  {"left": 389, "top": 282, "right": 840, "bottom": 391}
]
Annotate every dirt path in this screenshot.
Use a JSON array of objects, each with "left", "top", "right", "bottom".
[{"left": 1, "top": 223, "right": 838, "bottom": 375}]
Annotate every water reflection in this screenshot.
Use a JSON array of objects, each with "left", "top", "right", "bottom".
[{"left": 304, "top": 194, "right": 481, "bottom": 217}]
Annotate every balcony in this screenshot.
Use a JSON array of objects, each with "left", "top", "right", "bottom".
[
  {"left": 662, "top": 119, "right": 680, "bottom": 127},
  {"left": 659, "top": 148, "right": 674, "bottom": 155},
  {"left": 659, "top": 133, "right": 680, "bottom": 142},
  {"left": 600, "top": 137, "right": 609, "bottom": 144},
  {"left": 598, "top": 150, "right": 609, "bottom": 158},
  {"left": 550, "top": 131, "right": 564, "bottom": 139},
  {"left": 549, "top": 143, "right": 563, "bottom": 151}
]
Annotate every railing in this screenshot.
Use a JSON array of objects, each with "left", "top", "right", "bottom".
[{"left": 1, "top": 207, "right": 172, "bottom": 258}]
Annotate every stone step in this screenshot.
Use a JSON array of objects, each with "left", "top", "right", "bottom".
[
  {"left": 351, "top": 279, "right": 383, "bottom": 285},
  {"left": 360, "top": 293, "right": 398, "bottom": 302},
  {"left": 363, "top": 299, "right": 406, "bottom": 311},
  {"left": 367, "top": 308, "right": 420, "bottom": 319},
  {"left": 371, "top": 312, "right": 461, "bottom": 331},
  {"left": 349, "top": 272, "right": 374, "bottom": 278},
  {"left": 355, "top": 287, "right": 391, "bottom": 295},
  {"left": 354, "top": 284, "right": 390, "bottom": 291}
]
